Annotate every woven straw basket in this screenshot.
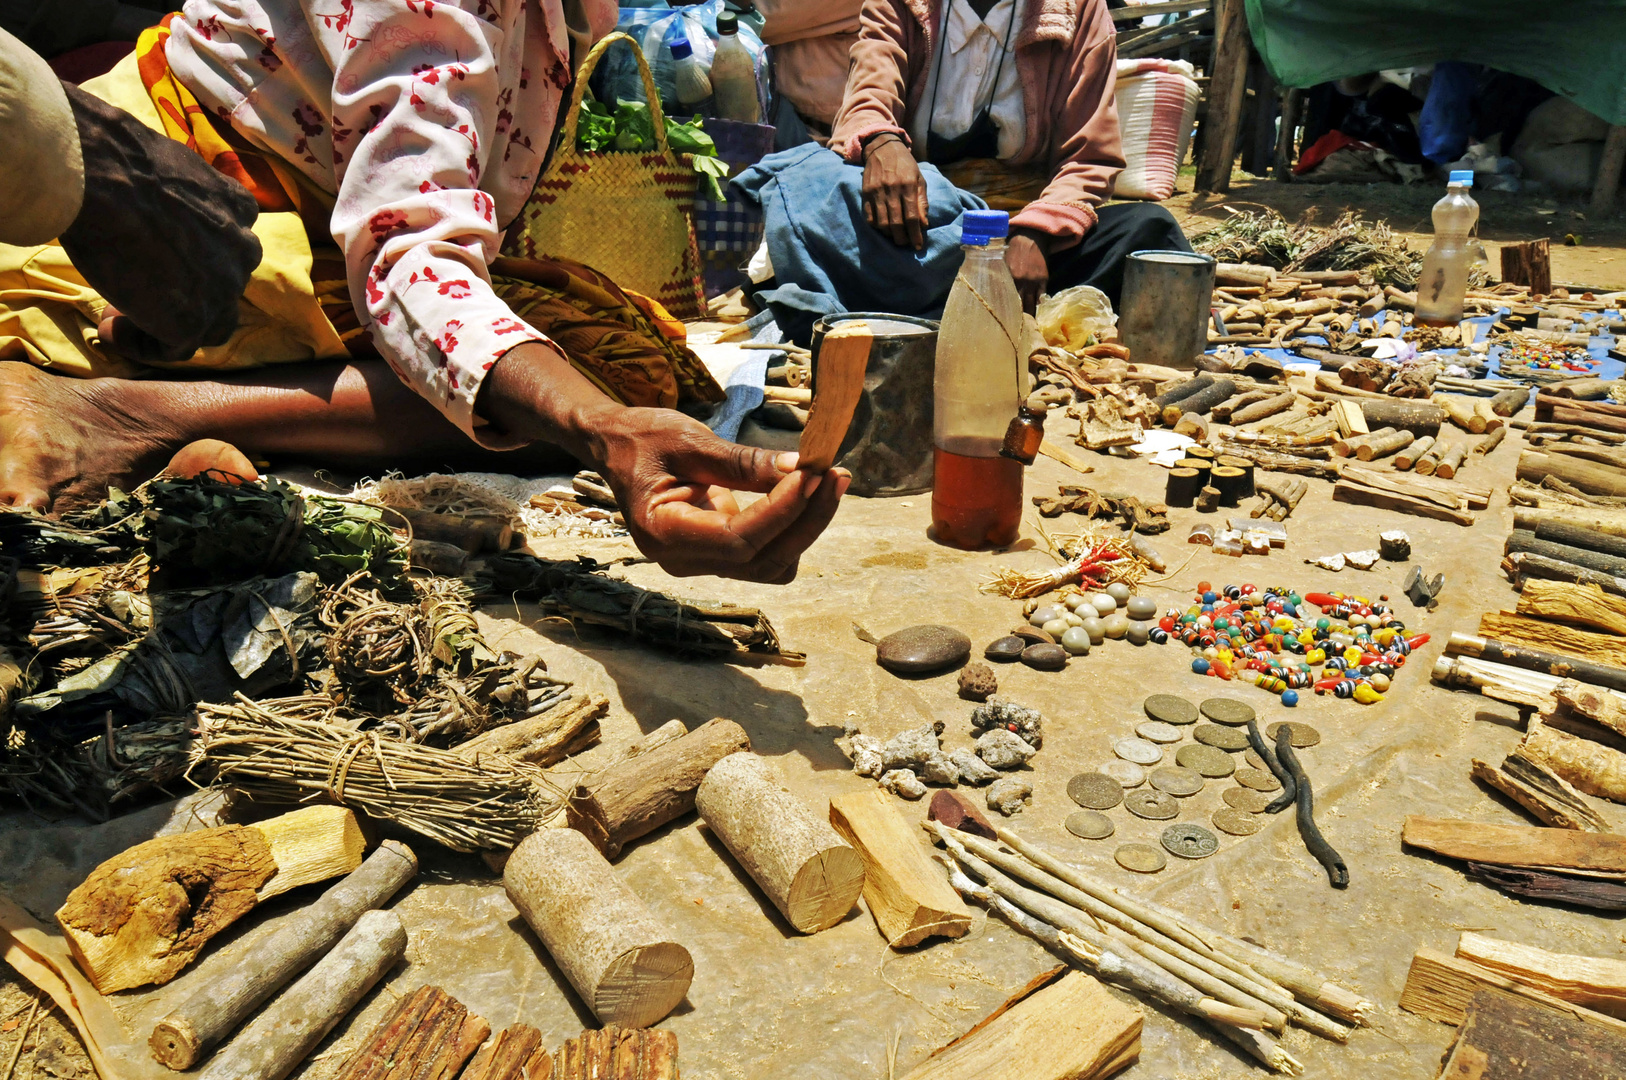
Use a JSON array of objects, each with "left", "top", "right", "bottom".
[{"left": 503, "top": 33, "right": 705, "bottom": 319}]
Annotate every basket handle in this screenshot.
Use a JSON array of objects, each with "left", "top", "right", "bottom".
[{"left": 560, "top": 31, "right": 672, "bottom": 157}]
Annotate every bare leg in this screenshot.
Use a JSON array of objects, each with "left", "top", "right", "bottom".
[{"left": 0, "top": 359, "right": 577, "bottom": 511}]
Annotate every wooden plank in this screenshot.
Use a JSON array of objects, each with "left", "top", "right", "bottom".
[
  {"left": 901, "top": 970, "right": 1142, "bottom": 1080},
  {"left": 1593, "top": 124, "right": 1626, "bottom": 220},
  {"left": 1480, "top": 612, "right": 1626, "bottom": 668},
  {"left": 1193, "top": 0, "right": 1249, "bottom": 193},
  {"left": 1400, "top": 948, "right": 1626, "bottom": 1034},
  {"left": 1332, "top": 481, "right": 1475, "bottom": 526},
  {"left": 1458, "top": 933, "right": 1626, "bottom": 1019},
  {"left": 829, "top": 790, "right": 973, "bottom": 949},
  {"left": 1401, "top": 815, "right": 1626, "bottom": 873},
  {"left": 1111, "top": 0, "right": 1210, "bottom": 22},
  {"left": 800, "top": 322, "right": 872, "bottom": 472},
  {"left": 1439, "top": 987, "right": 1626, "bottom": 1080}
]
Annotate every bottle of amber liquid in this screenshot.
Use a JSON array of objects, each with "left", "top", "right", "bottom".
[{"left": 931, "top": 210, "right": 1026, "bottom": 549}]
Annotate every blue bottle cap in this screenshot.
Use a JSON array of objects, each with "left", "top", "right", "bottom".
[
  {"left": 961, "top": 209, "right": 1009, "bottom": 246},
  {"left": 670, "top": 37, "right": 693, "bottom": 59},
  {"left": 1448, "top": 169, "right": 1474, "bottom": 186}
]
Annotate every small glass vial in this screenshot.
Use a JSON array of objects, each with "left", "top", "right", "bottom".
[{"left": 1000, "top": 397, "right": 1049, "bottom": 465}]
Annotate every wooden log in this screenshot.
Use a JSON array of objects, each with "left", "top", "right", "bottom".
[
  {"left": 1393, "top": 434, "right": 1433, "bottom": 470},
  {"left": 408, "top": 539, "right": 468, "bottom": 577},
  {"left": 1523, "top": 722, "right": 1626, "bottom": 804},
  {"left": 1439, "top": 987, "right": 1626, "bottom": 1080},
  {"left": 1512, "top": 554, "right": 1626, "bottom": 600},
  {"left": 1435, "top": 393, "right": 1485, "bottom": 433},
  {"left": 1402, "top": 814, "right": 1626, "bottom": 872},
  {"left": 552, "top": 1027, "right": 679, "bottom": 1079},
  {"left": 800, "top": 322, "right": 871, "bottom": 472},
  {"left": 1519, "top": 580, "right": 1626, "bottom": 635},
  {"left": 1332, "top": 481, "right": 1474, "bottom": 525},
  {"left": 1471, "top": 751, "right": 1611, "bottom": 832},
  {"left": 1536, "top": 521, "right": 1626, "bottom": 562},
  {"left": 1384, "top": 285, "right": 1417, "bottom": 310},
  {"left": 566, "top": 717, "right": 750, "bottom": 859},
  {"left": 1435, "top": 442, "right": 1468, "bottom": 479},
  {"left": 1172, "top": 410, "right": 1209, "bottom": 440},
  {"left": 1458, "top": 932, "right": 1626, "bottom": 1019},
  {"left": 1447, "top": 632, "right": 1626, "bottom": 693},
  {"left": 1538, "top": 394, "right": 1626, "bottom": 421},
  {"left": 1507, "top": 530, "right": 1626, "bottom": 578},
  {"left": 696, "top": 752, "right": 866, "bottom": 933},
  {"left": 1356, "top": 427, "right": 1413, "bottom": 462},
  {"left": 330, "top": 984, "right": 489, "bottom": 1080},
  {"left": 1500, "top": 239, "right": 1552, "bottom": 295},
  {"left": 828, "top": 790, "right": 972, "bottom": 948},
  {"left": 1472, "top": 426, "right": 1507, "bottom": 458},
  {"left": 1551, "top": 378, "right": 1626, "bottom": 402},
  {"left": 150, "top": 840, "right": 419, "bottom": 1070},
  {"left": 1162, "top": 378, "right": 1236, "bottom": 426},
  {"left": 1150, "top": 373, "right": 1216, "bottom": 411},
  {"left": 56, "top": 805, "right": 366, "bottom": 994},
  {"left": 459, "top": 1025, "right": 551, "bottom": 1080},
  {"left": 1547, "top": 404, "right": 1626, "bottom": 436},
  {"left": 1401, "top": 949, "right": 1626, "bottom": 1033},
  {"left": 1557, "top": 680, "right": 1626, "bottom": 740},
  {"left": 899, "top": 969, "right": 1141, "bottom": 1080},
  {"left": 1210, "top": 390, "right": 1272, "bottom": 423},
  {"left": 1491, "top": 386, "right": 1531, "bottom": 416},
  {"left": 395, "top": 509, "right": 513, "bottom": 554},
  {"left": 454, "top": 692, "right": 607, "bottom": 766},
  {"left": 1473, "top": 398, "right": 1504, "bottom": 433},
  {"left": 1512, "top": 505, "right": 1626, "bottom": 544},
  {"left": 1522, "top": 450, "right": 1626, "bottom": 498},
  {"left": 1360, "top": 398, "right": 1443, "bottom": 437},
  {"left": 1479, "top": 612, "right": 1626, "bottom": 668},
  {"left": 195, "top": 909, "right": 406, "bottom": 1080},
  {"left": 1214, "top": 263, "right": 1276, "bottom": 287},
  {"left": 1415, "top": 439, "right": 1448, "bottom": 476},
  {"left": 503, "top": 829, "right": 693, "bottom": 1028},
  {"left": 1334, "top": 425, "right": 1386, "bottom": 458}
]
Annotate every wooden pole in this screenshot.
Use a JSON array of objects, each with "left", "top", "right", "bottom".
[
  {"left": 696, "top": 753, "right": 866, "bottom": 933},
  {"left": 1194, "top": 0, "right": 1251, "bottom": 193},
  {"left": 1273, "top": 88, "right": 1301, "bottom": 180},
  {"left": 1592, "top": 124, "right": 1626, "bottom": 219},
  {"left": 1506, "top": 530, "right": 1626, "bottom": 578},
  {"left": 503, "top": 829, "right": 693, "bottom": 1028},
  {"left": 1447, "top": 632, "right": 1626, "bottom": 694},
  {"left": 1519, "top": 451, "right": 1626, "bottom": 498},
  {"left": 150, "top": 841, "right": 418, "bottom": 1070},
  {"left": 195, "top": 910, "right": 406, "bottom": 1080}
]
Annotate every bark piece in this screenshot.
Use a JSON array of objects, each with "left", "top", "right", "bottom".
[
  {"left": 1457, "top": 932, "right": 1626, "bottom": 1018},
  {"left": 458, "top": 1025, "right": 552, "bottom": 1080},
  {"left": 503, "top": 829, "right": 693, "bottom": 1028},
  {"left": 150, "top": 840, "right": 419, "bottom": 1070},
  {"left": 1519, "top": 581, "right": 1626, "bottom": 635},
  {"left": 799, "top": 322, "right": 871, "bottom": 472},
  {"left": 696, "top": 752, "right": 865, "bottom": 932},
  {"left": 1471, "top": 752, "right": 1612, "bottom": 832},
  {"left": 828, "top": 790, "right": 972, "bottom": 948},
  {"left": 57, "top": 805, "right": 365, "bottom": 994},
  {"left": 1440, "top": 987, "right": 1626, "bottom": 1080},
  {"left": 454, "top": 692, "right": 607, "bottom": 765},
  {"left": 1467, "top": 862, "right": 1626, "bottom": 908},
  {"left": 927, "top": 789, "right": 997, "bottom": 839},
  {"left": 1479, "top": 613, "right": 1626, "bottom": 668},
  {"left": 899, "top": 968, "right": 1141, "bottom": 1080},
  {"left": 1400, "top": 948, "right": 1626, "bottom": 1032},
  {"left": 1402, "top": 814, "right": 1626, "bottom": 871},
  {"left": 566, "top": 718, "right": 751, "bottom": 858},
  {"left": 1522, "top": 722, "right": 1626, "bottom": 804},
  {"left": 1500, "top": 238, "right": 1552, "bottom": 294},
  {"left": 552, "top": 1027, "right": 678, "bottom": 1080},
  {"left": 330, "top": 984, "right": 489, "bottom": 1080},
  {"left": 195, "top": 909, "right": 406, "bottom": 1080}
]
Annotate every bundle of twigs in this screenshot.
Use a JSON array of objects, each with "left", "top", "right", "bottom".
[
  {"left": 982, "top": 532, "right": 1149, "bottom": 599},
  {"left": 374, "top": 657, "right": 572, "bottom": 746},
  {"left": 929, "top": 822, "right": 1373, "bottom": 1073},
  {"left": 322, "top": 573, "right": 500, "bottom": 704},
  {"left": 190, "top": 694, "right": 560, "bottom": 851}
]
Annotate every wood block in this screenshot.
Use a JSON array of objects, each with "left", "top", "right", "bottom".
[
  {"left": 1458, "top": 932, "right": 1626, "bottom": 1019},
  {"left": 799, "top": 322, "right": 871, "bottom": 472},
  {"left": 1400, "top": 948, "right": 1626, "bottom": 1034},
  {"left": 1439, "top": 987, "right": 1626, "bottom": 1080},
  {"left": 1402, "top": 815, "right": 1626, "bottom": 873},
  {"left": 1500, "top": 239, "right": 1552, "bottom": 295},
  {"left": 829, "top": 790, "right": 972, "bottom": 949},
  {"left": 901, "top": 969, "right": 1140, "bottom": 1080},
  {"left": 927, "top": 789, "right": 997, "bottom": 840}
]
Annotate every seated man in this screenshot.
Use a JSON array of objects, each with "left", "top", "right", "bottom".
[
  {"left": 830, "top": 0, "right": 1191, "bottom": 311},
  {"left": 0, "top": 1, "right": 844, "bottom": 585}
]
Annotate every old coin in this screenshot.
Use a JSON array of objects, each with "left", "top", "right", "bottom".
[
  {"left": 1114, "top": 737, "right": 1163, "bottom": 766},
  {"left": 1066, "top": 811, "right": 1116, "bottom": 840},
  {"left": 1144, "top": 694, "right": 1198, "bottom": 726},
  {"left": 984, "top": 635, "right": 1026, "bottom": 663},
  {"left": 875, "top": 625, "right": 971, "bottom": 674},
  {"left": 1149, "top": 765, "right": 1205, "bottom": 797},
  {"left": 1194, "top": 723, "right": 1250, "bottom": 752},
  {"left": 1176, "top": 743, "right": 1236, "bottom": 778},
  {"left": 1101, "top": 759, "right": 1147, "bottom": 788},
  {"left": 1161, "top": 823, "right": 1220, "bottom": 859},
  {"left": 1223, "top": 786, "right": 1273, "bottom": 813},
  {"left": 1115, "top": 843, "right": 1167, "bottom": 873},
  {"left": 1235, "top": 766, "right": 1282, "bottom": 792},
  {"left": 1020, "top": 643, "right": 1069, "bottom": 671},
  {"left": 1136, "top": 720, "right": 1184, "bottom": 744},
  {"left": 1212, "top": 808, "right": 1264, "bottom": 836},
  {"left": 1267, "top": 721, "right": 1322, "bottom": 748},
  {"left": 1244, "top": 748, "right": 1268, "bottom": 772},
  {"left": 1200, "top": 697, "right": 1256, "bottom": 726},
  {"left": 1125, "top": 788, "right": 1180, "bottom": 820},
  {"left": 1067, "top": 772, "right": 1124, "bottom": 811}
]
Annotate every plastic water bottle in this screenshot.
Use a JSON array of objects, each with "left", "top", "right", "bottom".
[
  {"left": 1414, "top": 169, "right": 1480, "bottom": 326},
  {"left": 670, "top": 36, "right": 712, "bottom": 109},
  {"left": 710, "top": 13, "right": 760, "bottom": 123},
  {"left": 932, "top": 210, "right": 1027, "bottom": 550}
]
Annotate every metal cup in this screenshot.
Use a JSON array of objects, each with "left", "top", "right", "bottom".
[
  {"left": 809, "top": 312, "right": 939, "bottom": 497},
  {"left": 1117, "top": 250, "right": 1216, "bottom": 369}
]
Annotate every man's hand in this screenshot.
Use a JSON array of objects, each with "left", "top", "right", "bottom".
[
  {"left": 482, "top": 343, "right": 848, "bottom": 583},
  {"left": 861, "top": 136, "right": 928, "bottom": 250},
  {"left": 59, "top": 83, "right": 261, "bottom": 364},
  {"left": 1006, "top": 228, "right": 1051, "bottom": 314}
]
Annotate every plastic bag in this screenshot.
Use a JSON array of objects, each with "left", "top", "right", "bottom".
[
  {"left": 1035, "top": 285, "right": 1117, "bottom": 350},
  {"left": 592, "top": 0, "right": 770, "bottom": 121}
]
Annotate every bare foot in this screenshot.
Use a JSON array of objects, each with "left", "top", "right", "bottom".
[
  {"left": 0, "top": 362, "right": 182, "bottom": 512},
  {"left": 164, "top": 439, "right": 259, "bottom": 482}
]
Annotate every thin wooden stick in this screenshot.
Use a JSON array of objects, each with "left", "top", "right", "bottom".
[{"left": 1, "top": 998, "right": 38, "bottom": 1080}]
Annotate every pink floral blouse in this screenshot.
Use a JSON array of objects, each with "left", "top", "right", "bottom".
[{"left": 166, "top": 0, "right": 610, "bottom": 446}]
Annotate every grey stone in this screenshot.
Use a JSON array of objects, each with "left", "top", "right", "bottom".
[
  {"left": 986, "top": 777, "right": 1032, "bottom": 816},
  {"left": 880, "top": 723, "right": 943, "bottom": 771},
  {"left": 971, "top": 698, "right": 1045, "bottom": 748},
  {"left": 848, "top": 734, "right": 883, "bottom": 778},
  {"left": 880, "top": 768, "right": 927, "bottom": 800},
  {"left": 875, "top": 625, "right": 971, "bottom": 674},
  {"left": 950, "top": 748, "right": 999, "bottom": 786},
  {"left": 976, "top": 728, "right": 1037, "bottom": 770},
  {"left": 919, "top": 750, "right": 960, "bottom": 786}
]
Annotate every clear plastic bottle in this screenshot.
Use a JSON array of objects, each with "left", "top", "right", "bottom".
[
  {"left": 1414, "top": 169, "right": 1481, "bottom": 326},
  {"left": 669, "top": 36, "right": 712, "bottom": 109},
  {"left": 710, "top": 13, "right": 760, "bottom": 123},
  {"left": 932, "top": 209, "right": 1026, "bottom": 550}
]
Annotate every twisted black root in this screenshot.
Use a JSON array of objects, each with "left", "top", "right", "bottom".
[
  {"left": 1246, "top": 719, "right": 1297, "bottom": 813},
  {"left": 1275, "top": 726, "right": 1348, "bottom": 889}
]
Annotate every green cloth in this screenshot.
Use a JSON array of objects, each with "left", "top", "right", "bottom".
[{"left": 1244, "top": 0, "right": 1626, "bottom": 126}]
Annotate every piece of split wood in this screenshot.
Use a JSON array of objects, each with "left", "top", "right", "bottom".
[
  {"left": 798, "top": 322, "right": 871, "bottom": 472},
  {"left": 1400, "top": 948, "right": 1626, "bottom": 1035},
  {"left": 1457, "top": 932, "right": 1626, "bottom": 1019},
  {"left": 828, "top": 790, "right": 972, "bottom": 949},
  {"left": 1402, "top": 814, "right": 1626, "bottom": 872}
]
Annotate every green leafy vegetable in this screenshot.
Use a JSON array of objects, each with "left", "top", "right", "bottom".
[{"left": 574, "top": 98, "right": 730, "bottom": 202}]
